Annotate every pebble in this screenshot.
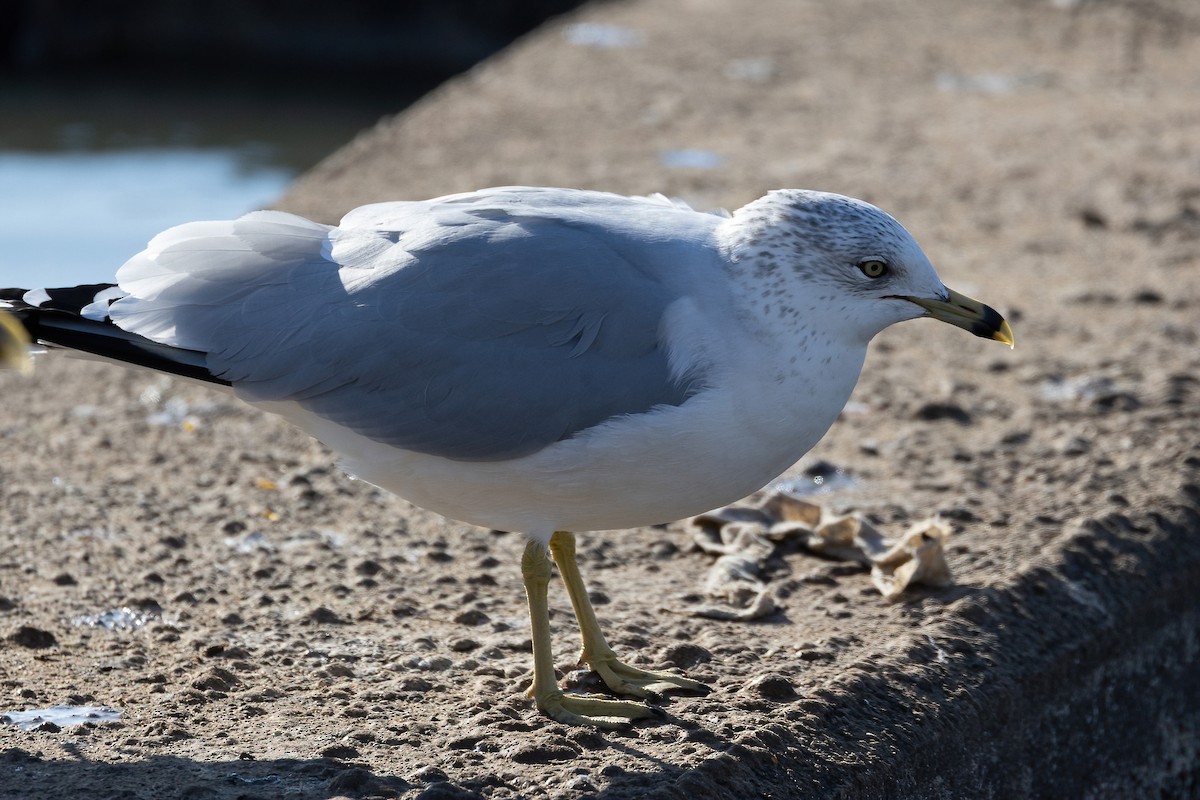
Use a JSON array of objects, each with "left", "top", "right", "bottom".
[
  {"left": 354, "top": 559, "right": 382, "bottom": 576},
  {"left": 306, "top": 607, "right": 347, "bottom": 625},
  {"left": 190, "top": 666, "right": 239, "bottom": 693},
  {"left": 743, "top": 673, "right": 798, "bottom": 701},
  {"left": 508, "top": 737, "right": 580, "bottom": 764},
  {"left": 408, "top": 656, "right": 454, "bottom": 672},
  {"left": 913, "top": 401, "right": 972, "bottom": 424},
  {"left": 453, "top": 609, "right": 490, "bottom": 626},
  {"left": 8, "top": 626, "right": 57, "bottom": 649},
  {"left": 661, "top": 642, "right": 713, "bottom": 668},
  {"left": 320, "top": 743, "right": 361, "bottom": 760},
  {"left": 408, "top": 765, "right": 451, "bottom": 784}
]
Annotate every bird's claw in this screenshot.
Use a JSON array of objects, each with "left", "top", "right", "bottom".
[
  {"left": 535, "top": 688, "right": 661, "bottom": 729},
  {"left": 587, "top": 653, "right": 711, "bottom": 699}
]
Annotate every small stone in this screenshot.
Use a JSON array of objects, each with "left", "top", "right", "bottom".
[
  {"left": 1000, "top": 429, "right": 1031, "bottom": 447},
  {"left": 453, "top": 609, "right": 490, "bottom": 626},
  {"left": 564, "top": 775, "right": 599, "bottom": 793},
  {"left": 1078, "top": 207, "right": 1108, "bottom": 229},
  {"left": 743, "top": 673, "right": 797, "bottom": 700},
  {"left": 191, "top": 666, "right": 239, "bottom": 693},
  {"left": 448, "top": 733, "right": 487, "bottom": 750},
  {"left": 661, "top": 643, "right": 713, "bottom": 669},
  {"left": 938, "top": 506, "right": 979, "bottom": 523},
  {"left": 510, "top": 738, "right": 580, "bottom": 764},
  {"left": 801, "top": 459, "right": 845, "bottom": 482},
  {"left": 306, "top": 607, "right": 346, "bottom": 625},
  {"left": 449, "top": 638, "right": 480, "bottom": 652},
  {"left": 324, "top": 663, "right": 355, "bottom": 678},
  {"left": 648, "top": 540, "right": 678, "bottom": 559},
  {"left": 320, "top": 743, "right": 361, "bottom": 760},
  {"left": 354, "top": 559, "right": 383, "bottom": 576},
  {"left": 913, "top": 402, "right": 972, "bottom": 424},
  {"left": 409, "top": 656, "right": 454, "bottom": 672},
  {"left": 52, "top": 573, "right": 77, "bottom": 586},
  {"left": 408, "top": 765, "right": 450, "bottom": 784},
  {"left": 9, "top": 626, "right": 57, "bottom": 649}
]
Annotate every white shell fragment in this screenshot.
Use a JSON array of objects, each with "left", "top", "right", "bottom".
[{"left": 690, "top": 490, "right": 953, "bottom": 614}]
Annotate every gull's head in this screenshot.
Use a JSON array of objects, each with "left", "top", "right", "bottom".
[{"left": 727, "top": 190, "right": 1013, "bottom": 348}]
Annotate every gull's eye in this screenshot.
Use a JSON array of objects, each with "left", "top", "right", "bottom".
[{"left": 858, "top": 259, "right": 889, "bottom": 279}]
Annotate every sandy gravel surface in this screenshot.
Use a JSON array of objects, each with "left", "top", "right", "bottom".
[{"left": 3, "top": 1, "right": 1200, "bottom": 798}]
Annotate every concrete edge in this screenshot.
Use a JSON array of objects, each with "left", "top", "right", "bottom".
[{"left": 630, "top": 475, "right": 1200, "bottom": 799}]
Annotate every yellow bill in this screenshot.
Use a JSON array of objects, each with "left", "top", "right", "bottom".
[{"left": 903, "top": 287, "right": 1014, "bottom": 348}]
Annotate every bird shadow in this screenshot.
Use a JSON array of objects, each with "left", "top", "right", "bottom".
[
  {"left": 0, "top": 748, "right": 410, "bottom": 800},
  {"left": 0, "top": 705, "right": 740, "bottom": 800}
]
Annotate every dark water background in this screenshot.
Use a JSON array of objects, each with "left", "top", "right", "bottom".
[
  {"left": 0, "top": 70, "right": 412, "bottom": 288},
  {"left": 0, "top": 0, "right": 588, "bottom": 288}
]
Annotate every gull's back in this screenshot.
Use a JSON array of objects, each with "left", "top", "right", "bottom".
[{"left": 109, "top": 187, "right": 732, "bottom": 463}]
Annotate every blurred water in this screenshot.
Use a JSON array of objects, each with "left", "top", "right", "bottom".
[
  {"left": 0, "top": 149, "right": 292, "bottom": 287},
  {"left": 0, "top": 74, "right": 402, "bottom": 289}
]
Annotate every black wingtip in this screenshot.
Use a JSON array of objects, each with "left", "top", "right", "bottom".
[{"left": 5, "top": 284, "right": 231, "bottom": 387}]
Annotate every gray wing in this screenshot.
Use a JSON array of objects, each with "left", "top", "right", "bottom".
[{"left": 110, "top": 193, "right": 714, "bottom": 461}]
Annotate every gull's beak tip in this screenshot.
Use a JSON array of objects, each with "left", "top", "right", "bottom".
[
  {"left": 997, "top": 318, "right": 1015, "bottom": 349},
  {"left": 903, "top": 287, "right": 1014, "bottom": 350}
]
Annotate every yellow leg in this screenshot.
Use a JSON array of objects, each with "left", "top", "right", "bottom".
[
  {"left": 521, "top": 539, "right": 658, "bottom": 727},
  {"left": 548, "top": 531, "right": 709, "bottom": 698}
]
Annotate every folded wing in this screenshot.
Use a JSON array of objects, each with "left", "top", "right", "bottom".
[{"left": 110, "top": 190, "right": 716, "bottom": 461}]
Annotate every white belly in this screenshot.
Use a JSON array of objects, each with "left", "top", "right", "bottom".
[{"left": 260, "top": 346, "right": 865, "bottom": 543}]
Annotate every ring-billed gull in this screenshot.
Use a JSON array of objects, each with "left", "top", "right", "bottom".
[{"left": 0, "top": 186, "right": 1012, "bottom": 727}]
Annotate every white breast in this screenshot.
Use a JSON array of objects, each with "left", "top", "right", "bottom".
[{"left": 258, "top": 315, "right": 867, "bottom": 544}]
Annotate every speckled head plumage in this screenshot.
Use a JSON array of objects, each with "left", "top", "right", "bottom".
[
  {"left": 718, "top": 189, "right": 1012, "bottom": 348},
  {"left": 729, "top": 190, "right": 933, "bottom": 282},
  {"left": 719, "top": 191, "right": 939, "bottom": 340}
]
